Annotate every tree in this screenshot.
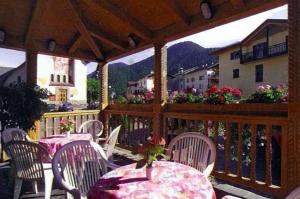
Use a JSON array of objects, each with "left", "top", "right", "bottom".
[
  {"left": 0, "top": 83, "right": 48, "bottom": 131},
  {"left": 87, "top": 78, "right": 99, "bottom": 104}
]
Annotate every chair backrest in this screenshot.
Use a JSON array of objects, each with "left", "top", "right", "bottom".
[
  {"left": 52, "top": 140, "right": 108, "bottom": 199},
  {"left": 106, "top": 125, "right": 121, "bottom": 160},
  {"left": 167, "top": 132, "right": 216, "bottom": 177},
  {"left": 286, "top": 187, "right": 300, "bottom": 199},
  {"left": 5, "top": 140, "right": 49, "bottom": 180},
  {"left": 2, "top": 128, "right": 30, "bottom": 144},
  {"left": 78, "top": 120, "right": 103, "bottom": 141}
]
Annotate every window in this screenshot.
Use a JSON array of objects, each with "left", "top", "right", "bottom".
[
  {"left": 191, "top": 77, "right": 195, "bottom": 82},
  {"left": 63, "top": 75, "right": 66, "bottom": 83},
  {"left": 233, "top": 69, "right": 239, "bottom": 78},
  {"left": 57, "top": 75, "right": 60, "bottom": 82},
  {"left": 256, "top": 64, "right": 263, "bottom": 82},
  {"left": 230, "top": 50, "right": 241, "bottom": 60},
  {"left": 17, "top": 76, "right": 21, "bottom": 83},
  {"left": 186, "top": 78, "right": 189, "bottom": 83},
  {"left": 199, "top": 75, "right": 204, "bottom": 80},
  {"left": 51, "top": 74, "right": 54, "bottom": 82}
]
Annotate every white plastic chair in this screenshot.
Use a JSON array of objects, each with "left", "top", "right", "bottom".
[
  {"left": 105, "top": 125, "right": 121, "bottom": 161},
  {"left": 167, "top": 132, "right": 216, "bottom": 177},
  {"left": 5, "top": 140, "right": 53, "bottom": 199},
  {"left": 2, "top": 128, "right": 32, "bottom": 144},
  {"left": 2, "top": 128, "right": 38, "bottom": 193},
  {"left": 78, "top": 120, "right": 104, "bottom": 142},
  {"left": 286, "top": 187, "right": 300, "bottom": 199},
  {"left": 52, "top": 140, "right": 113, "bottom": 199}
]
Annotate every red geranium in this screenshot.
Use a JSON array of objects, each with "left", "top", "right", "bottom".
[
  {"left": 207, "top": 86, "right": 219, "bottom": 94},
  {"left": 232, "top": 89, "right": 242, "bottom": 97},
  {"left": 221, "top": 86, "right": 233, "bottom": 93}
]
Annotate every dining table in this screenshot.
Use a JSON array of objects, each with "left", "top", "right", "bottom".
[
  {"left": 39, "top": 133, "right": 93, "bottom": 157},
  {"left": 88, "top": 161, "right": 216, "bottom": 199}
]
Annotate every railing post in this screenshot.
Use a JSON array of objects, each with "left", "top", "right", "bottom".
[
  {"left": 98, "top": 61, "right": 109, "bottom": 137},
  {"left": 287, "top": 0, "right": 300, "bottom": 195},
  {"left": 153, "top": 40, "right": 167, "bottom": 138}
]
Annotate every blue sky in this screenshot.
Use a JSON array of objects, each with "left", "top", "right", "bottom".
[{"left": 0, "top": 5, "right": 287, "bottom": 74}]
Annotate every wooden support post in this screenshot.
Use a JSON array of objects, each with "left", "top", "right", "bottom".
[
  {"left": 287, "top": 0, "right": 300, "bottom": 195},
  {"left": 98, "top": 61, "right": 109, "bottom": 137},
  {"left": 153, "top": 41, "right": 167, "bottom": 138},
  {"left": 26, "top": 48, "right": 38, "bottom": 87}
]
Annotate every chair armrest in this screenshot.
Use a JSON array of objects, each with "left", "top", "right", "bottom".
[{"left": 106, "top": 161, "right": 121, "bottom": 170}]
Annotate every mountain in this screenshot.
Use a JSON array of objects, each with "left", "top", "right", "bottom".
[{"left": 88, "top": 41, "right": 218, "bottom": 95}]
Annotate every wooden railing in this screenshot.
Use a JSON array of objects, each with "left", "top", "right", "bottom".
[
  {"left": 163, "top": 104, "right": 288, "bottom": 198},
  {"left": 38, "top": 110, "right": 100, "bottom": 138},
  {"left": 104, "top": 103, "right": 288, "bottom": 197},
  {"left": 104, "top": 104, "right": 153, "bottom": 150}
]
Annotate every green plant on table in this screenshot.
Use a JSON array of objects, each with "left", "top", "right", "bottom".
[
  {"left": 136, "top": 135, "right": 169, "bottom": 168},
  {"left": 60, "top": 118, "right": 75, "bottom": 132}
]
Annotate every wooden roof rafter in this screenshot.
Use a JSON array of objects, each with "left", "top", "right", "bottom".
[
  {"left": 63, "top": 0, "right": 104, "bottom": 60},
  {"left": 89, "top": 26, "right": 128, "bottom": 51},
  {"left": 82, "top": 0, "right": 153, "bottom": 40},
  {"left": 229, "top": 0, "right": 246, "bottom": 9},
  {"left": 25, "top": 0, "right": 49, "bottom": 46},
  {"left": 68, "top": 33, "right": 82, "bottom": 54},
  {"left": 162, "top": 0, "right": 190, "bottom": 26}
]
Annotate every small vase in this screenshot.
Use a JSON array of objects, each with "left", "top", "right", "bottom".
[
  {"left": 146, "top": 166, "right": 153, "bottom": 180},
  {"left": 65, "top": 131, "right": 71, "bottom": 137}
]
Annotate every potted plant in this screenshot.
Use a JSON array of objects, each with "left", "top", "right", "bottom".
[
  {"left": 136, "top": 135, "right": 169, "bottom": 180},
  {"left": 60, "top": 118, "right": 75, "bottom": 137}
]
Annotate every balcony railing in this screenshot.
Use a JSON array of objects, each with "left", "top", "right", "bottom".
[
  {"left": 241, "top": 42, "right": 288, "bottom": 63},
  {"left": 1, "top": 103, "right": 288, "bottom": 197},
  {"left": 104, "top": 103, "right": 288, "bottom": 198}
]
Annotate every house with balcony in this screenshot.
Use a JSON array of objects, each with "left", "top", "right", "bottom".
[
  {"left": 214, "top": 19, "right": 288, "bottom": 96},
  {"left": 0, "top": 54, "right": 87, "bottom": 106},
  {"left": 169, "top": 63, "right": 219, "bottom": 94}
]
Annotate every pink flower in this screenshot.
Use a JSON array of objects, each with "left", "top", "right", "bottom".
[
  {"left": 232, "top": 89, "right": 242, "bottom": 97},
  {"left": 220, "top": 86, "right": 233, "bottom": 93},
  {"left": 257, "top": 85, "right": 265, "bottom": 93},
  {"left": 264, "top": 84, "right": 271, "bottom": 90}
]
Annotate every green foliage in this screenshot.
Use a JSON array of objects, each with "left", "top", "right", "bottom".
[
  {"left": 247, "top": 85, "right": 288, "bottom": 103},
  {"left": 87, "top": 78, "right": 99, "bottom": 104},
  {"left": 173, "top": 93, "right": 204, "bottom": 104},
  {"left": 0, "top": 83, "right": 48, "bottom": 131},
  {"left": 136, "top": 144, "right": 169, "bottom": 169},
  {"left": 115, "top": 96, "right": 127, "bottom": 104}
]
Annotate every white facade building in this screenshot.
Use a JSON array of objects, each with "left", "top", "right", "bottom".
[{"left": 0, "top": 54, "right": 87, "bottom": 105}]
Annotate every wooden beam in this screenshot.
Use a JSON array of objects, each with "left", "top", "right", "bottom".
[
  {"left": 83, "top": 0, "right": 153, "bottom": 40},
  {"left": 26, "top": 48, "right": 38, "bottom": 87},
  {"left": 162, "top": 0, "right": 190, "bottom": 26},
  {"left": 154, "top": 0, "right": 286, "bottom": 42},
  {"left": 68, "top": 33, "right": 82, "bottom": 54},
  {"left": 229, "top": 0, "right": 245, "bottom": 8},
  {"left": 25, "top": 0, "right": 49, "bottom": 46},
  {"left": 89, "top": 26, "right": 128, "bottom": 51},
  {"left": 64, "top": 0, "right": 104, "bottom": 60}
]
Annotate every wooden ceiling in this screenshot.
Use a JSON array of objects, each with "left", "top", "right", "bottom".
[{"left": 0, "top": 0, "right": 287, "bottom": 62}]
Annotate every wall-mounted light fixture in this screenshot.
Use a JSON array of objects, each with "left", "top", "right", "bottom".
[
  {"left": 128, "top": 34, "right": 137, "bottom": 47},
  {"left": 200, "top": 0, "right": 213, "bottom": 19},
  {"left": 47, "top": 39, "right": 56, "bottom": 51},
  {"left": 0, "top": 29, "right": 6, "bottom": 44}
]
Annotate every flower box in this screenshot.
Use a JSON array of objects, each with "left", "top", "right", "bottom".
[
  {"left": 166, "top": 103, "right": 288, "bottom": 117},
  {"left": 108, "top": 104, "right": 153, "bottom": 112}
]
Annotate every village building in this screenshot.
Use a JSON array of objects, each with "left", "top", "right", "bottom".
[
  {"left": 169, "top": 63, "right": 219, "bottom": 94},
  {"left": 213, "top": 19, "right": 288, "bottom": 96},
  {"left": 0, "top": 54, "right": 87, "bottom": 106}
]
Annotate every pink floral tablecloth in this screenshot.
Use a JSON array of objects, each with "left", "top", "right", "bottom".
[
  {"left": 88, "top": 161, "right": 216, "bottom": 199},
  {"left": 39, "top": 133, "right": 93, "bottom": 156}
]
